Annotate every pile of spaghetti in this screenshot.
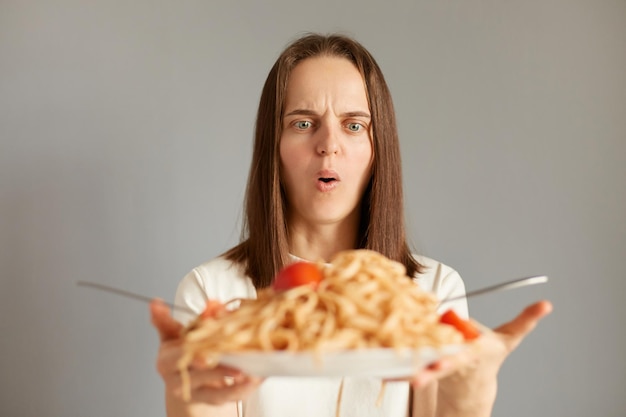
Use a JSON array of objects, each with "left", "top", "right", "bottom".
[{"left": 178, "top": 250, "right": 464, "bottom": 380}]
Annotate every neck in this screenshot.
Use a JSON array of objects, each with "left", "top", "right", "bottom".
[{"left": 287, "top": 217, "right": 360, "bottom": 263}]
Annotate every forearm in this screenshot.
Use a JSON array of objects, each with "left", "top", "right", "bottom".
[
  {"left": 165, "top": 391, "right": 237, "bottom": 417},
  {"left": 412, "top": 383, "right": 437, "bottom": 417},
  {"left": 412, "top": 380, "right": 496, "bottom": 417},
  {"left": 434, "top": 376, "right": 497, "bottom": 417}
]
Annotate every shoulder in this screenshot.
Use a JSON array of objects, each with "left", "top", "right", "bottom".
[
  {"left": 173, "top": 256, "right": 257, "bottom": 325},
  {"left": 191, "top": 256, "right": 247, "bottom": 282},
  {"left": 412, "top": 254, "right": 468, "bottom": 318}
]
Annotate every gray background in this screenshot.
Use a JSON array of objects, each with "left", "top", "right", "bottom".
[{"left": 1, "top": 1, "right": 625, "bottom": 416}]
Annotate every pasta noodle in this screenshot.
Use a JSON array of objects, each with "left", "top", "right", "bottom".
[
  {"left": 178, "top": 249, "right": 465, "bottom": 401},
  {"left": 336, "top": 378, "right": 344, "bottom": 417}
]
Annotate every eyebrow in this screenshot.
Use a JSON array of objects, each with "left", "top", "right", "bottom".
[{"left": 284, "top": 109, "right": 371, "bottom": 118}]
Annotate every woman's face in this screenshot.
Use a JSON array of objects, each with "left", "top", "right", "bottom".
[{"left": 279, "top": 56, "right": 373, "bottom": 229}]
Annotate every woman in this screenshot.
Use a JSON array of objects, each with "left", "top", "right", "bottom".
[{"left": 150, "top": 33, "right": 552, "bottom": 417}]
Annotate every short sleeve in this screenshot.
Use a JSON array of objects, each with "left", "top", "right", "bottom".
[
  {"left": 414, "top": 255, "right": 469, "bottom": 319},
  {"left": 173, "top": 268, "right": 209, "bottom": 326},
  {"left": 171, "top": 257, "right": 257, "bottom": 326},
  {"left": 435, "top": 268, "right": 469, "bottom": 319}
]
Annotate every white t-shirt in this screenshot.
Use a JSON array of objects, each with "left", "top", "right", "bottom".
[{"left": 173, "top": 255, "right": 468, "bottom": 417}]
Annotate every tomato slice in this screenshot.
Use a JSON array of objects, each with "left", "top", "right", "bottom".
[
  {"left": 440, "top": 309, "right": 481, "bottom": 341},
  {"left": 272, "top": 261, "right": 324, "bottom": 291}
]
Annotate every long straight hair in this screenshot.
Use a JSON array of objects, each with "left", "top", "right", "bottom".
[{"left": 225, "top": 33, "right": 422, "bottom": 288}]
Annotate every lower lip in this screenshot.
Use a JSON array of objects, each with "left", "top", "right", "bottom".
[{"left": 316, "top": 180, "right": 338, "bottom": 192}]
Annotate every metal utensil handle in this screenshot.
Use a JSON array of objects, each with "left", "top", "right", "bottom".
[
  {"left": 76, "top": 280, "right": 195, "bottom": 314},
  {"left": 440, "top": 275, "right": 548, "bottom": 305}
]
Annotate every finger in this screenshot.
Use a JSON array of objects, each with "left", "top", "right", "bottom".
[
  {"left": 190, "top": 377, "right": 264, "bottom": 404},
  {"left": 494, "top": 300, "right": 553, "bottom": 349},
  {"left": 409, "top": 359, "right": 456, "bottom": 388},
  {"left": 161, "top": 354, "right": 246, "bottom": 384},
  {"left": 410, "top": 367, "right": 440, "bottom": 388},
  {"left": 150, "top": 299, "right": 184, "bottom": 342},
  {"left": 188, "top": 366, "right": 247, "bottom": 390},
  {"left": 155, "top": 339, "right": 185, "bottom": 376},
  {"left": 383, "top": 359, "right": 448, "bottom": 384},
  {"left": 165, "top": 365, "right": 245, "bottom": 392}
]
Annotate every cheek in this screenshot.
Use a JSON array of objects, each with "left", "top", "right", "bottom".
[
  {"left": 279, "top": 141, "right": 303, "bottom": 184},
  {"left": 354, "top": 145, "right": 374, "bottom": 179},
  {"left": 280, "top": 136, "right": 311, "bottom": 163},
  {"left": 279, "top": 143, "right": 291, "bottom": 174}
]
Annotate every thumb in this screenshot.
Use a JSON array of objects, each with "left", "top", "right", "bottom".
[
  {"left": 150, "top": 299, "right": 184, "bottom": 342},
  {"left": 494, "top": 300, "right": 553, "bottom": 350}
]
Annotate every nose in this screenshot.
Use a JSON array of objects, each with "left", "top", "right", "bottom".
[{"left": 316, "top": 124, "right": 340, "bottom": 155}]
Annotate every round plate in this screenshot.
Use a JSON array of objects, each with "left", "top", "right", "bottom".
[{"left": 218, "top": 345, "right": 465, "bottom": 378}]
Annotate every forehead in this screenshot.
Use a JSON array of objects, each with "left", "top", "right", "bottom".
[{"left": 284, "top": 56, "right": 369, "bottom": 111}]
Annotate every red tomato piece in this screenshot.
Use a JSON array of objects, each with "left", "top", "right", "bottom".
[
  {"left": 200, "top": 300, "right": 226, "bottom": 319},
  {"left": 440, "top": 309, "right": 481, "bottom": 341},
  {"left": 272, "top": 261, "right": 324, "bottom": 291}
]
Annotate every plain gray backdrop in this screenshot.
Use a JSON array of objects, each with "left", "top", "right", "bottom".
[{"left": 1, "top": 1, "right": 625, "bottom": 416}]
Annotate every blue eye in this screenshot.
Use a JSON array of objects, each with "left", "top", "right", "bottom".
[
  {"left": 295, "top": 121, "right": 312, "bottom": 129},
  {"left": 347, "top": 123, "right": 363, "bottom": 132}
]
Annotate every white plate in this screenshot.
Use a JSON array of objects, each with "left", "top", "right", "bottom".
[{"left": 219, "top": 345, "right": 465, "bottom": 378}]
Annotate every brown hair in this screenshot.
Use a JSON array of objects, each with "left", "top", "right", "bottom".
[{"left": 224, "top": 33, "right": 423, "bottom": 288}]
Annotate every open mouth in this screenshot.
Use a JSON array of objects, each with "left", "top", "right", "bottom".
[{"left": 319, "top": 177, "right": 336, "bottom": 183}]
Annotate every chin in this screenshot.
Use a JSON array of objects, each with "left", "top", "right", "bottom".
[
  {"left": 301, "top": 199, "right": 361, "bottom": 225},
  {"left": 308, "top": 210, "right": 356, "bottom": 226}
]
